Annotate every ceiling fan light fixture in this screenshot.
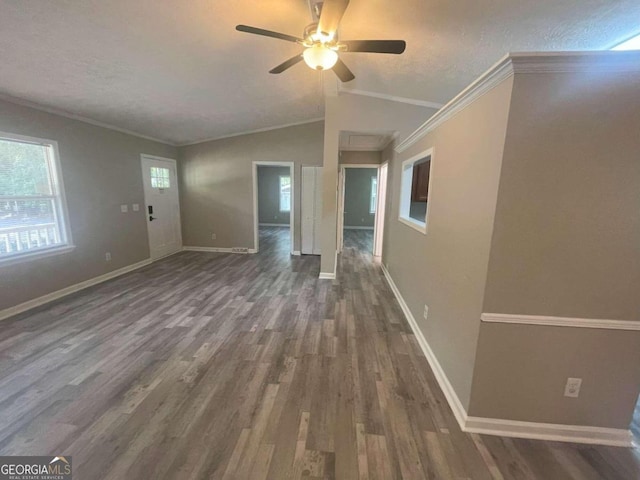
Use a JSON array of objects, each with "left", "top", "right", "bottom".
[
  {"left": 303, "top": 44, "right": 338, "bottom": 70},
  {"left": 312, "top": 30, "right": 334, "bottom": 43}
]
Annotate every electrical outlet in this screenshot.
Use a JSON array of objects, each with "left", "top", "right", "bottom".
[
  {"left": 105, "top": 252, "right": 111, "bottom": 262},
  {"left": 564, "top": 378, "right": 582, "bottom": 398},
  {"left": 120, "top": 204, "right": 128, "bottom": 213},
  {"left": 132, "top": 203, "right": 140, "bottom": 212},
  {"left": 423, "top": 305, "right": 429, "bottom": 320},
  {"left": 211, "top": 233, "right": 217, "bottom": 240}
]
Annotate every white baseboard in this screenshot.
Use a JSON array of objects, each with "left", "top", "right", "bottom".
[
  {"left": 0, "top": 258, "right": 152, "bottom": 321},
  {"left": 464, "top": 416, "right": 633, "bottom": 447},
  {"left": 481, "top": 312, "right": 640, "bottom": 331},
  {"left": 258, "top": 223, "right": 290, "bottom": 228},
  {"left": 292, "top": 250, "right": 301, "bottom": 256},
  {"left": 344, "top": 226, "right": 374, "bottom": 230},
  {"left": 319, "top": 272, "right": 336, "bottom": 280},
  {"left": 380, "top": 263, "right": 634, "bottom": 447},
  {"left": 183, "top": 246, "right": 256, "bottom": 254},
  {"left": 380, "top": 263, "right": 468, "bottom": 428}
]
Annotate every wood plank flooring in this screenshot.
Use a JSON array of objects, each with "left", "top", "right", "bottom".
[
  {"left": 1, "top": 226, "right": 638, "bottom": 479},
  {"left": 343, "top": 229, "right": 373, "bottom": 254}
]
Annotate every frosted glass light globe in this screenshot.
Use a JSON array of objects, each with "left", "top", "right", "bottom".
[{"left": 303, "top": 45, "right": 338, "bottom": 70}]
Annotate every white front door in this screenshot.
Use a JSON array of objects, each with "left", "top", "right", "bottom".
[{"left": 141, "top": 155, "right": 182, "bottom": 260}]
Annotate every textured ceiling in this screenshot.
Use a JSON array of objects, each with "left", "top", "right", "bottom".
[{"left": 0, "top": 0, "right": 639, "bottom": 145}]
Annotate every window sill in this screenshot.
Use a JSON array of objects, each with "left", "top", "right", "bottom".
[
  {"left": 398, "top": 216, "right": 427, "bottom": 235},
  {"left": 0, "top": 244, "right": 76, "bottom": 267}
]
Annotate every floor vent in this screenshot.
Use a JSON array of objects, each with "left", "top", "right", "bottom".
[{"left": 232, "top": 247, "right": 249, "bottom": 254}]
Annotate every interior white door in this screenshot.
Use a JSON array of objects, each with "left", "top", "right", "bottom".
[
  {"left": 141, "top": 156, "right": 182, "bottom": 260},
  {"left": 301, "top": 166, "right": 323, "bottom": 255}
]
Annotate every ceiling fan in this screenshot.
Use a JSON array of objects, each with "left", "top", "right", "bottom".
[{"left": 235, "top": 0, "right": 406, "bottom": 82}]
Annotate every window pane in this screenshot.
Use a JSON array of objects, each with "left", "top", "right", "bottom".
[
  {"left": 0, "top": 198, "right": 62, "bottom": 255},
  {"left": 150, "top": 167, "right": 170, "bottom": 188},
  {"left": 279, "top": 176, "right": 291, "bottom": 212},
  {"left": 0, "top": 139, "right": 51, "bottom": 196},
  {"left": 370, "top": 177, "right": 377, "bottom": 213},
  {"left": 0, "top": 135, "right": 69, "bottom": 259}
]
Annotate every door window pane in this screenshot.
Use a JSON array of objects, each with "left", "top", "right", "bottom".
[{"left": 151, "top": 167, "right": 170, "bottom": 188}]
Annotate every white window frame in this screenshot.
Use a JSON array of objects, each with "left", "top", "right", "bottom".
[
  {"left": 369, "top": 176, "right": 377, "bottom": 214},
  {"left": 398, "top": 148, "right": 434, "bottom": 235},
  {"left": 0, "top": 131, "right": 74, "bottom": 266},
  {"left": 279, "top": 174, "right": 291, "bottom": 213}
]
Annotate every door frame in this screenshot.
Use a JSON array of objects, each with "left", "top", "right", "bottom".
[
  {"left": 140, "top": 154, "right": 182, "bottom": 260},
  {"left": 252, "top": 161, "right": 295, "bottom": 254},
  {"left": 373, "top": 162, "right": 388, "bottom": 257},
  {"left": 337, "top": 163, "right": 381, "bottom": 254}
]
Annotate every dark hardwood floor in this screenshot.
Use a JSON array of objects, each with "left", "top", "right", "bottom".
[
  {"left": 343, "top": 228, "right": 373, "bottom": 254},
  {"left": 1, "top": 226, "right": 638, "bottom": 479}
]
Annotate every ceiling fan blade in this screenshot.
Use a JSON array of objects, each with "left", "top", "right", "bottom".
[
  {"left": 269, "top": 55, "right": 304, "bottom": 74},
  {"left": 317, "top": 0, "right": 350, "bottom": 38},
  {"left": 342, "top": 40, "right": 406, "bottom": 54},
  {"left": 236, "top": 25, "right": 302, "bottom": 43},
  {"left": 332, "top": 58, "right": 355, "bottom": 82}
]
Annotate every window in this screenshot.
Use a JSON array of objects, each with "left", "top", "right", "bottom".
[
  {"left": 612, "top": 33, "right": 640, "bottom": 50},
  {"left": 398, "top": 149, "right": 433, "bottom": 234},
  {"left": 370, "top": 176, "right": 378, "bottom": 214},
  {"left": 279, "top": 175, "right": 291, "bottom": 212},
  {"left": 0, "top": 132, "right": 72, "bottom": 262},
  {"left": 150, "top": 167, "right": 170, "bottom": 188}
]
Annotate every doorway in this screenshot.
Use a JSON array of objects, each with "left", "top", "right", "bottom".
[
  {"left": 141, "top": 154, "right": 182, "bottom": 260},
  {"left": 252, "top": 161, "right": 294, "bottom": 254},
  {"left": 338, "top": 163, "right": 386, "bottom": 256}
]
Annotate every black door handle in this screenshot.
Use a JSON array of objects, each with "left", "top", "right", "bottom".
[{"left": 149, "top": 216, "right": 156, "bottom": 221}]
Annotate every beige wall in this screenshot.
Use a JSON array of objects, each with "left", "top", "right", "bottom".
[
  {"left": 178, "top": 121, "right": 323, "bottom": 252},
  {"left": 382, "top": 78, "right": 514, "bottom": 409},
  {"left": 471, "top": 324, "right": 640, "bottom": 428},
  {"left": 484, "top": 72, "right": 640, "bottom": 320},
  {"left": 469, "top": 70, "right": 640, "bottom": 427},
  {"left": 321, "top": 94, "right": 438, "bottom": 274},
  {"left": 339, "top": 150, "right": 382, "bottom": 165},
  {"left": 0, "top": 99, "right": 177, "bottom": 311}
]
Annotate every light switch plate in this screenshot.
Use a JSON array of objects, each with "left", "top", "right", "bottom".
[
  {"left": 132, "top": 203, "right": 140, "bottom": 212},
  {"left": 120, "top": 204, "right": 128, "bottom": 213}
]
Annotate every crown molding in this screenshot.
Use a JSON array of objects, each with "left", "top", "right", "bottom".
[
  {"left": 395, "top": 54, "right": 514, "bottom": 153},
  {"left": 395, "top": 50, "right": 640, "bottom": 154},
  {"left": 177, "top": 117, "right": 325, "bottom": 147},
  {"left": 0, "top": 93, "right": 177, "bottom": 146},
  {"left": 509, "top": 50, "right": 640, "bottom": 74},
  {"left": 481, "top": 312, "right": 640, "bottom": 331},
  {"left": 337, "top": 87, "right": 444, "bottom": 109}
]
